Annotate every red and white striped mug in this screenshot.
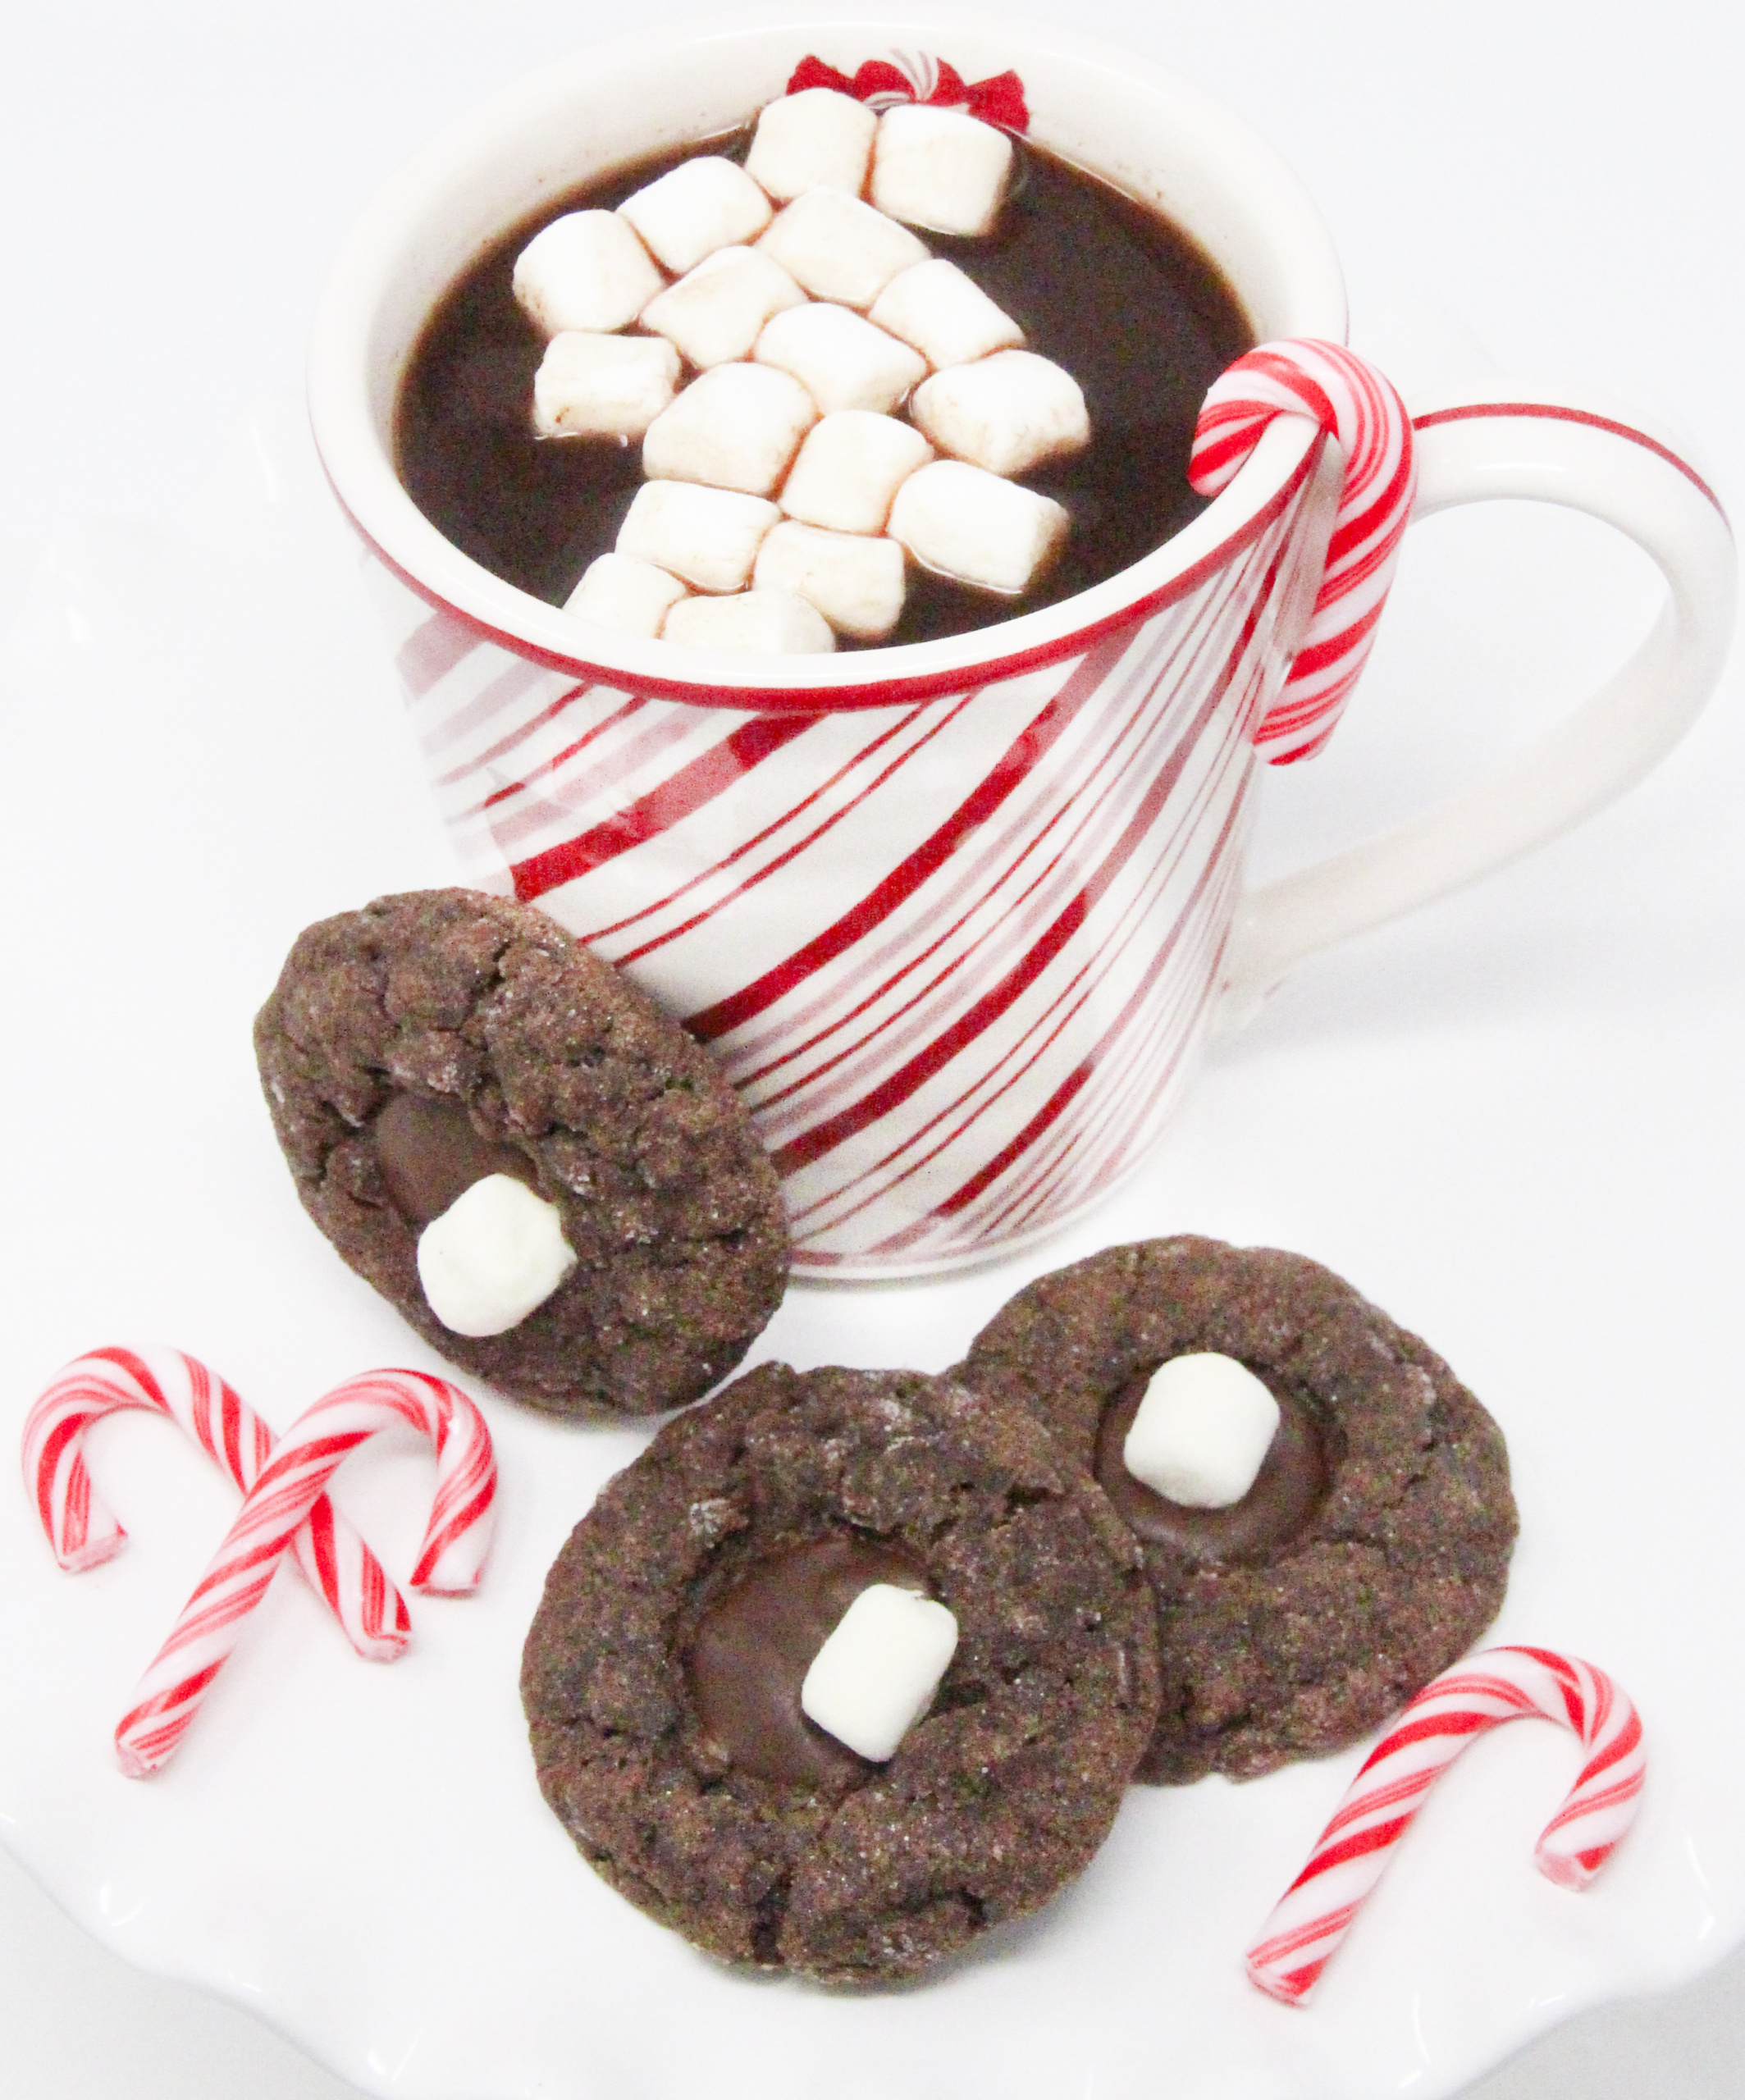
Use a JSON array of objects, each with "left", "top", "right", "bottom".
[{"left": 308, "top": 20, "right": 1734, "bottom": 1277}]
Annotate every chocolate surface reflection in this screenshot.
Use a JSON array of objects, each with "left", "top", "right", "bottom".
[
  {"left": 372, "top": 1093, "right": 538, "bottom": 1228},
  {"left": 1094, "top": 1367, "right": 1328, "bottom": 1560},
  {"left": 687, "top": 1536, "right": 927, "bottom": 1787}
]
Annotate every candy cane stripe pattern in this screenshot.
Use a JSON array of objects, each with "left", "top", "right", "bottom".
[
  {"left": 1246, "top": 1646, "right": 1646, "bottom": 2006},
  {"left": 1190, "top": 339, "right": 1417, "bottom": 763},
  {"left": 21, "top": 1344, "right": 410, "bottom": 1663},
  {"left": 113, "top": 1368, "right": 496, "bottom": 1778}
]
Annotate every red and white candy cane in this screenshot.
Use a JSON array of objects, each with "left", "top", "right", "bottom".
[
  {"left": 22, "top": 1344, "right": 409, "bottom": 1662},
  {"left": 1247, "top": 1646, "right": 1646, "bottom": 2006},
  {"left": 1190, "top": 338, "right": 1417, "bottom": 765},
  {"left": 114, "top": 1367, "right": 496, "bottom": 1778}
]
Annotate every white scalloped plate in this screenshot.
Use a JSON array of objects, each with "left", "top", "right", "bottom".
[{"left": 1, "top": 386, "right": 1740, "bottom": 2100}]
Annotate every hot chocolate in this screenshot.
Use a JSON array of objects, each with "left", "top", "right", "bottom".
[{"left": 395, "top": 129, "right": 1253, "bottom": 649}]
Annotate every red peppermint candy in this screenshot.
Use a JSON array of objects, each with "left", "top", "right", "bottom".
[{"left": 787, "top": 52, "right": 1030, "bottom": 133}]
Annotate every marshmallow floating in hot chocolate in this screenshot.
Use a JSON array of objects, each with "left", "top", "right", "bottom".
[
  {"left": 888, "top": 461, "right": 1068, "bottom": 595},
  {"left": 779, "top": 410, "right": 935, "bottom": 535},
  {"left": 616, "top": 481, "right": 779, "bottom": 592},
  {"left": 642, "top": 360, "right": 818, "bottom": 495},
  {"left": 754, "top": 301, "right": 927, "bottom": 417},
  {"left": 416, "top": 1174, "right": 578, "bottom": 1338},
  {"left": 745, "top": 85, "right": 878, "bottom": 202},
  {"left": 913, "top": 349, "right": 1090, "bottom": 477},
  {"left": 640, "top": 245, "right": 806, "bottom": 369},
  {"left": 532, "top": 331, "right": 680, "bottom": 439},
  {"left": 754, "top": 519, "right": 907, "bottom": 640},
  {"left": 663, "top": 588, "right": 835, "bottom": 655},
  {"left": 800, "top": 1582, "right": 960, "bottom": 1762},
  {"left": 618, "top": 155, "right": 772, "bottom": 275},
  {"left": 870, "top": 101, "right": 1015, "bottom": 237},
  {"left": 1122, "top": 1352, "right": 1281, "bottom": 1508},
  {"left": 564, "top": 552, "right": 690, "bottom": 636},
  {"left": 756, "top": 185, "right": 931, "bottom": 308},
  {"left": 870, "top": 257, "right": 1025, "bottom": 370},
  {"left": 511, "top": 209, "right": 666, "bottom": 336}
]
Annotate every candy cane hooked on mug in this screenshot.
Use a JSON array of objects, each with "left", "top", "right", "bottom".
[
  {"left": 1189, "top": 338, "right": 1418, "bottom": 765},
  {"left": 21, "top": 1344, "right": 410, "bottom": 1663},
  {"left": 1246, "top": 1646, "right": 1646, "bottom": 2006},
  {"left": 114, "top": 1367, "right": 497, "bottom": 1778}
]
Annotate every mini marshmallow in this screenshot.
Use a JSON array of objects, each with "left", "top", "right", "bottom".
[
  {"left": 756, "top": 188, "right": 930, "bottom": 310},
  {"left": 869, "top": 258, "right": 1024, "bottom": 370},
  {"left": 755, "top": 303, "right": 926, "bottom": 417},
  {"left": 619, "top": 156, "right": 774, "bottom": 276},
  {"left": 662, "top": 589, "right": 836, "bottom": 655},
  {"left": 511, "top": 210, "right": 666, "bottom": 336},
  {"left": 1122, "top": 1353, "right": 1281, "bottom": 1509},
  {"left": 779, "top": 410, "right": 934, "bottom": 534},
  {"left": 911, "top": 350, "right": 1090, "bottom": 477},
  {"left": 642, "top": 362, "right": 818, "bottom": 495},
  {"left": 754, "top": 519, "right": 907, "bottom": 641},
  {"left": 532, "top": 331, "right": 681, "bottom": 439},
  {"left": 745, "top": 87, "right": 878, "bottom": 201},
  {"left": 639, "top": 245, "right": 807, "bottom": 369},
  {"left": 800, "top": 1583, "right": 959, "bottom": 1762},
  {"left": 888, "top": 459, "right": 1068, "bottom": 594},
  {"left": 617, "top": 481, "right": 779, "bottom": 593},
  {"left": 564, "top": 553, "right": 689, "bottom": 637},
  {"left": 870, "top": 103, "right": 1013, "bottom": 237},
  {"left": 416, "top": 1174, "right": 577, "bottom": 1338}
]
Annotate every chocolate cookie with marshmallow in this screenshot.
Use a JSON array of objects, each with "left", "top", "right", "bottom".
[
  {"left": 253, "top": 888, "right": 788, "bottom": 1418},
  {"left": 521, "top": 1363, "right": 1160, "bottom": 1982},
  {"left": 955, "top": 1239, "right": 1518, "bottom": 1783}
]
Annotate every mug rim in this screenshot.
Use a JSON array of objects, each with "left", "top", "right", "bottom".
[{"left": 307, "top": 11, "right": 1349, "bottom": 707}]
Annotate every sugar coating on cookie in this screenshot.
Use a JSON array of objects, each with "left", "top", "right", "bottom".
[
  {"left": 521, "top": 1363, "right": 1161, "bottom": 1980},
  {"left": 254, "top": 889, "right": 788, "bottom": 1418},
  {"left": 956, "top": 1238, "right": 1519, "bottom": 1783}
]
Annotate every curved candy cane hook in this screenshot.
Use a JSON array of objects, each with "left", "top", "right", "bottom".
[
  {"left": 22, "top": 1344, "right": 410, "bottom": 1662},
  {"left": 116, "top": 1367, "right": 496, "bottom": 1778},
  {"left": 1190, "top": 339, "right": 1417, "bottom": 765},
  {"left": 1246, "top": 1646, "right": 1646, "bottom": 2006}
]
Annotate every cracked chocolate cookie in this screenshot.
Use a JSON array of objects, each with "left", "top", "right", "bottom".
[
  {"left": 955, "top": 1239, "right": 1517, "bottom": 1783},
  {"left": 520, "top": 1363, "right": 1161, "bottom": 1982},
  {"left": 254, "top": 888, "right": 788, "bottom": 1417}
]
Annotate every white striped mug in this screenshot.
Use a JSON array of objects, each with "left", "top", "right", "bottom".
[{"left": 308, "top": 20, "right": 1734, "bottom": 1276}]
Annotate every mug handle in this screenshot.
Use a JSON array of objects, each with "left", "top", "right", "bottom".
[{"left": 1217, "top": 383, "right": 1737, "bottom": 1021}]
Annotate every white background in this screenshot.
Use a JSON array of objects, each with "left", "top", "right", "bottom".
[{"left": 1, "top": 1, "right": 1742, "bottom": 2094}]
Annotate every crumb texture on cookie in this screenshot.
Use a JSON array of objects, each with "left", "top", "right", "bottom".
[
  {"left": 253, "top": 888, "right": 788, "bottom": 1417},
  {"left": 520, "top": 1364, "right": 1160, "bottom": 1982},
  {"left": 957, "top": 1238, "right": 1519, "bottom": 1783}
]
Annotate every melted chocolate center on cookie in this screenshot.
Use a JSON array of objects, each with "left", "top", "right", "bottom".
[
  {"left": 687, "top": 1536, "right": 928, "bottom": 1787},
  {"left": 372, "top": 1093, "right": 538, "bottom": 1227},
  {"left": 1094, "top": 1368, "right": 1328, "bottom": 1561}
]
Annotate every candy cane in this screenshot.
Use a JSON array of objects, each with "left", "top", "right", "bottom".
[
  {"left": 114, "top": 1367, "right": 496, "bottom": 1778},
  {"left": 1246, "top": 1646, "right": 1646, "bottom": 2006},
  {"left": 22, "top": 1344, "right": 409, "bottom": 1662},
  {"left": 1190, "top": 339, "right": 1417, "bottom": 765}
]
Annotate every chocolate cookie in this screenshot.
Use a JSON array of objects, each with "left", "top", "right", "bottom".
[
  {"left": 521, "top": 1363, "right": 1161, "bottom": 1982},
  {"left": 254, "top": 888, "right": 788, "bottom": 1417},
  {"left": 956, "top": 1239, "right": 1517, "bottom": 1783}
]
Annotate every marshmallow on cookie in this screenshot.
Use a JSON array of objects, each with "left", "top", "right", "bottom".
[
  {"left": 523, "top": 84, "right": 1086, "bottom": 651},
  {"left": 1123, "top": 1354, "right": 1281, "bottom": 1508},
  {"left": 417, "top": 1175, "right": 578, "bottom": 1338},
  {"left": 801, "top": 1582, "right": 960, "bottom": 1762}
]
